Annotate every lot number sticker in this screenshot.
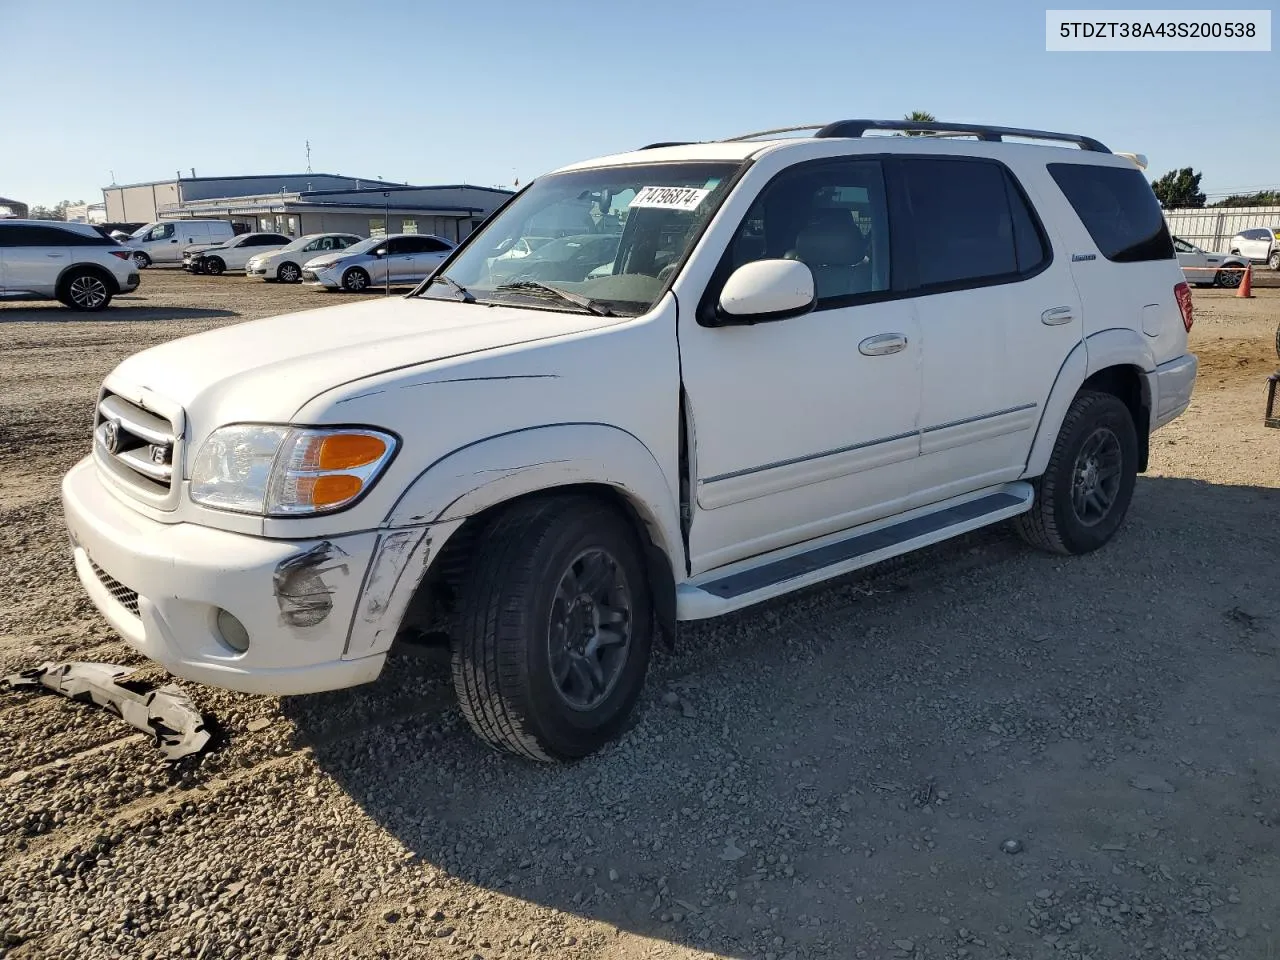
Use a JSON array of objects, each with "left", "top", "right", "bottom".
[{"left": 631, "top": 186, "right": 711, "bottom": 211}]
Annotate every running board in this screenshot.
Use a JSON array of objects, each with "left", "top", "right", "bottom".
[{"left": 676, "top": 483, "right": 1034, "bottom": 620}]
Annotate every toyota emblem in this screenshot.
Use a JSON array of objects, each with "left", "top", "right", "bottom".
[{"left": 102, "top": 419, "right": 121, "bottom": 454}]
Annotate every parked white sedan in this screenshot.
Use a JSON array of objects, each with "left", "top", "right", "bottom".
[
  {"left": 246, "top": 234, "right": 362, "bottom": 283},
  {"left": 1173, "top": 236, "right": 1249, "bottom": 288}
]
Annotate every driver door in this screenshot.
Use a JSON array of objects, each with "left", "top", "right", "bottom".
[{"left": 678, "top": 158, "right": 923, "bottom": 574}]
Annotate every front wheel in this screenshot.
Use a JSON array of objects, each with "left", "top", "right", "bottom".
[
  {"left": 341, "top": 267, "right": 370, "bottom": 292},
  {"left": 1015, "top": 390, "right": 1138, "bottom": 556},
  {"left": 204, "top": 257, "right": 225, "bottom": 276},
  {"left": 451, "top": 497, "right": 654, "bottom": 762},
  {"left": 277, "top": 261, "right": 301, "bottom": 283},
  {"left": 1216, "top": 268, "right": 1243, "bottom": 288},
  {"left": 133, "top": 251, "right": 151, "bottom": 269},
  {"left": 1269, "top": 250, "right": 1280, "bottom": 271}
]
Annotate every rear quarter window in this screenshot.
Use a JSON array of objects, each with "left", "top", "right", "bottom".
[{"left": 1048, "top": 163, "right": 1173, "bottom": 263}]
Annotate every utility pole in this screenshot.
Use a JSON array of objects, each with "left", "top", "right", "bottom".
[
  {"left": 383, "top": 191, "right": 391, "bottom": 297},
  {"left": 306, "top": 140, "right": 313, "bottom": 174}
]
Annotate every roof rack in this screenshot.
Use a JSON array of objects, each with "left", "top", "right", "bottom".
[
  {"left": 710, "top": 119, "right": 1109, "bottom": 153},
  {"left": 637, "top": 141, "right": 697, "bottom": 150},
  {"left": 719, "top": 125, "right": 826, "bottom": 142},
  {"left": 812, "top": 119, "right": 1110, "bottom": 153}
]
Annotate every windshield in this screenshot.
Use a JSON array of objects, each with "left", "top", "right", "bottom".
[
  {"left": 418, "top": 161, "right": 740, "bottom": 316},
  {"left": 337, "top": 236, "right": 386, "bottom": 256}
]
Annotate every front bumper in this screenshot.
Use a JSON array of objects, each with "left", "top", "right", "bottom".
[
  {"left": 246, "top": 264, "right": 269, "bottom": 278},
  {"left": 1149, "top": 353, "right": 1198, "bottom": 430},
  {"left": 121, "top": 273, "right": 140, "bottom": 292},
  {"left": 302, "top": 267, "right": 341, "bottom": 289},
  {"left": 60, "top": 456, "right": 390, "bottom": 695}
]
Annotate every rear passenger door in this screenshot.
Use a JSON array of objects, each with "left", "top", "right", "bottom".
[
  {"left": 414, "top": 236, "right": 453, "bottom": 277},
  {"left": 894, "top": 157, "right": 1081, "bottom": 507}
]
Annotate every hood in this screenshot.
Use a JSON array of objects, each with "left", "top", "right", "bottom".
[
  {"left": 107, "top": 296, "right": 619, "bottom": 445},
  {"left": 305, "top": 252, "right": 352, "bottom": 269}
]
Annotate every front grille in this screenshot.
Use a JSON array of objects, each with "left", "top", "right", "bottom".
[
  {"left": 91, "top": 561, "right": 140, "bottom": 617},
  {"left": 302, "top": 270, "right": 317, "bottom": 280},
  {"left": 95, "top": 391, "right": 177, "bottom": 499}
]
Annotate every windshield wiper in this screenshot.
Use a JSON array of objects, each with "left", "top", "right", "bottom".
[
  {"left": 494, "top": 280, "right": 613, "bottom": 316},
  {"left": 429, "top": 274, "right": 475, "bottom": 302}
]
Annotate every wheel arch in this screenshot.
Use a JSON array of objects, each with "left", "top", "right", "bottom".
[
  {"left": 56, "top": 261, "right": 120, "bottom": 296},
  {"left": 1023, "top": 331, "right": 1154, "bottom": 479},
  {"left": 374, "top": 424, "right": 684, "bottom": 654}
]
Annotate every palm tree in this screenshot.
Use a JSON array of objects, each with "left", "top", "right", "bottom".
[{"left": 902, "top": 110, "right": 936, "bottom": 136}]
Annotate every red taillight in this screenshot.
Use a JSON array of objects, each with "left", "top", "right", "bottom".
[
  {"left": 109, "top": 250, "right": 133, "bottom": 260},
  {"left": 1174, "top": 281, "right": 1193, "bottom": 333}
]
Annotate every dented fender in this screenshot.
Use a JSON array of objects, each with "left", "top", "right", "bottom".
[{"left": 383, "top": 424, "right": 685, "bottom": 565}]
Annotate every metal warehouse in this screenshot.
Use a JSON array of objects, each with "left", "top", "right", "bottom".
[{"left": 102, "top": 174, "right": 512, "bottom": 243}]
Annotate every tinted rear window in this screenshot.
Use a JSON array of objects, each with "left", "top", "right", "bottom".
[
  {"left": 898, "top": 158, "right": 1049, "bottom": 288},
  {"left": 1048, "top": 163, "right": 1173, "bottom": 263}
]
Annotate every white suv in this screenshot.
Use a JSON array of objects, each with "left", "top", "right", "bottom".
[
  {"left": 0, "top": 220, "right": 140, "bottom": 310},
  {"left": 61, "top": 119, "right": 1197, "bottom": 761}
]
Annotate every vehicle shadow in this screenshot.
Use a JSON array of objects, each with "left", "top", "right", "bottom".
[
  {"left": 285, "top": 474, "right": 1280, "bottom": 958},
  {"left": 0, "top": 305, "right": 238, "bottom": 323}
]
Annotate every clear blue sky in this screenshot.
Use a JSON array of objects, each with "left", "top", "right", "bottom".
[{"left": 1, "top": 0, "right": 1275, "bottom": 208}]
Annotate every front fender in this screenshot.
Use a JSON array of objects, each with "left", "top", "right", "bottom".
[
  {"left": 1022, "top": 329, "right": 1154, "bottom": 479},
  {"left": 384, "top": 423, "right": 684, "bottom": 568}
]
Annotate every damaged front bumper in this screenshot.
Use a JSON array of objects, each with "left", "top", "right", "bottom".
[{"left": 60, "top": 456, "right": 437, "bottom": 696}]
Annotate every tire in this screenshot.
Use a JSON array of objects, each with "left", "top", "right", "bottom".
[
  {"left": 277, "top": 261, "right": 301, "bottom": 283},
  {"left": 59, "top": 269, "right": 113, "bottom": 312},
  {"left": 450, "top": 496, "right": 654, "bottom": 762},
  {"left": 1015, "top": 390, "right": 1138, "bottom": 556},
  {"left": 341, "top": 267, "right": 370, "bottom": 292},
  {"left": 1269, "top": 250, "right": 1280, "bottom": 271},
  {"left": 133, "top": 251, "right": 151, "bottom": 269},
  {"left": 204, "top": 256, "right": 225, "bottom": 276},
  {"left": 1216, "top": 267, "right": 1243, "bottom": 289}
]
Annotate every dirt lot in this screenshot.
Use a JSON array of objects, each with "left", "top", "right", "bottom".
[{"left": 1, "top": 272, "right": 1278, "bottom": 960}]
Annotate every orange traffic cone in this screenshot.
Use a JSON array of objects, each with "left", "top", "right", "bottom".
[{"left": 1237, "top": 264, "right": 1253, "bottom": 298}]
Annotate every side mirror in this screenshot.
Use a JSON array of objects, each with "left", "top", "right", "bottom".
[
  {"left": 373, "top": 247, "right": 387, "bottom": 258},
  {"left": 715, "top": 259, "right": 815, "bottom": 324}
]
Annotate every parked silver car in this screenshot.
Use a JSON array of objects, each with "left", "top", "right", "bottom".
[{"left": 301, "top": 234, "right": 455, "bottom": 292}]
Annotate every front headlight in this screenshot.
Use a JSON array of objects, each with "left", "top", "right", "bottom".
[{"left": 189, "top": 425, "right": 397, "bottom": 516}]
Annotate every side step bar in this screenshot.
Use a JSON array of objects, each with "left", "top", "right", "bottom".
[{"left": 676, "top": 482, "right": 1034, "bottom": 620}]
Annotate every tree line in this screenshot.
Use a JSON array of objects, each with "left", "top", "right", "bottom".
[
  {"left": 1150, "top": 168, "right": 1278, "bottom": 210},
  {"left": 27, "top": 200, "right": 85, "bottom": 221}
]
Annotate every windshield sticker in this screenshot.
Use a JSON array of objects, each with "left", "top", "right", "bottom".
[{"left": 630, "top": 186, "right": 711, "bottom": 211}]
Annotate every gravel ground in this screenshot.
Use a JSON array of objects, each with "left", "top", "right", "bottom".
[{"left": 1, "top": 272, "right": 1278, "bottom": 960}]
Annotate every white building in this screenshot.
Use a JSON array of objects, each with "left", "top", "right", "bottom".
[{"left": 102, "top": 173, "right": 511, "bottom": 243}]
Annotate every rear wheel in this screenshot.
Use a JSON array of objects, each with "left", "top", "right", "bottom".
[
  {"left": 1016, "top": 390, "right": 1138, "bottom": 556},
  {"left": 1216, "top": 268, "right": 1243, "bottom": 288},
  {"left": 450, "top": 497, "right": 653, "bottom": 762},
  {"left": 277, "top": 261, "right": 301, "bottom": 283},
  {"left": 342, "top": 267, "right": 370, "bottom": 292},
  {"left": 60, "top": 270, "right": 113, "bottom": 311},
  {"left": 133, "top": 251, "right": 151, "bottom": 269},
  {"left": 204, "top": 257, "right": 225, "bottom": 276},
  {"left": 1269, "top": 250, "right": 1280, "bottom": 271}
]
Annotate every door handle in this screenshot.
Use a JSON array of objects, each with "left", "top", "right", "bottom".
[
  {"left": 858, "top": 333, "right": 908, "bottom": 356},
  {"left": 1041, "top": 306, "right": 1074, "bottom": 325},
  {"left": 46, "top": 253, "right": 64, "bottom": 258}
]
